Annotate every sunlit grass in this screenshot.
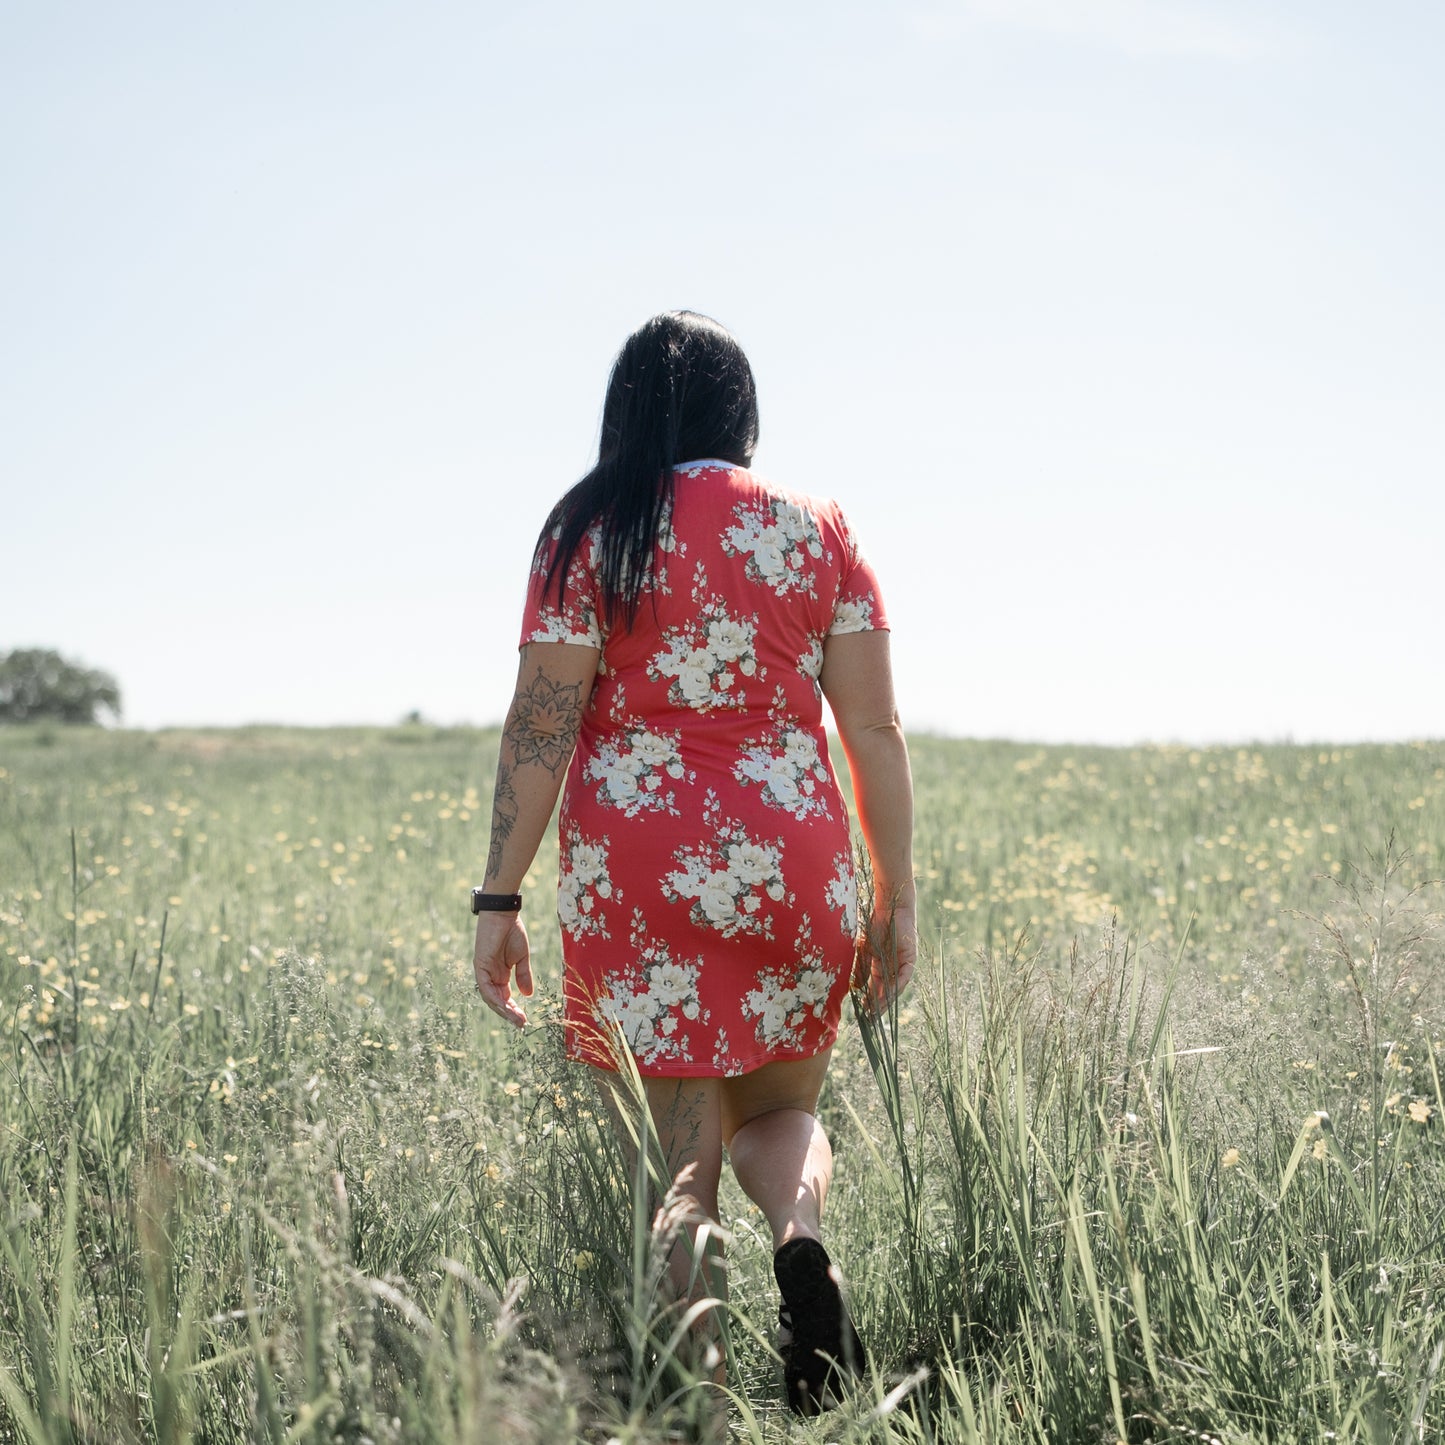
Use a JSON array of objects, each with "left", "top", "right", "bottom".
[{"left": 0, "top": 725, "right": 1442, "bottom": 1441}]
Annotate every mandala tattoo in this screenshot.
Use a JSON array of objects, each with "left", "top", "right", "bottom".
[{"left": 504, "top": 669, "right": 583, "bottom": 775}]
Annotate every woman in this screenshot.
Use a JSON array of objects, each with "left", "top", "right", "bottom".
[{"left": 472, "top": 311, "right": 915, "bottom": 1417}]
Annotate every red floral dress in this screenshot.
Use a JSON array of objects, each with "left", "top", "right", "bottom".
[{"left": 519, "top": 461, "right": 889, "bottom": 1077}]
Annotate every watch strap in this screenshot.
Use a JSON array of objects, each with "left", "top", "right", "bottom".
[{"left": 471, "top": 889, "right": 523, "bottom": 914}]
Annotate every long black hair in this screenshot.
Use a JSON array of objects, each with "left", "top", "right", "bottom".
[{"left": 540, "top": 311, "right": 760, "bottom": 630}]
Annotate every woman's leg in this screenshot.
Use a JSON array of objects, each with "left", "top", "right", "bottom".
[
  {"left": 720, "top": 1049, "right": 833, "bottom": 1249},
  {"left": 722, "top": 1049, "right": 865, "bottom": 1415},
  {"left": 591, "top": 1068, "right": 728, "bottom": 1382},
  {"left": 640, "top": 1075, "right": 727, "bottom": 1322}
]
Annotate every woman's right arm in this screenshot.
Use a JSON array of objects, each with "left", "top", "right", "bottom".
[
  {"left": 473, "top": 640, "right": 598, "bottom": 1027},
  {"left": 820, "top": 629, "right": 917, "bottom": 1012}
]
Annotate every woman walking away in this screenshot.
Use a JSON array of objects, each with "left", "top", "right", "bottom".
[{"left": 471, "top": 311, "right": 916, "bottom": 1418}]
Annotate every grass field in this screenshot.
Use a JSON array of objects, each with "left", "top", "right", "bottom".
[{"left": 1, "top": 725, "right": 1443, "bottom": 1442}]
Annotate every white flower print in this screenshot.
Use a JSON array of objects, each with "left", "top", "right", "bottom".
[
  {"left": 584, "top": 506, "right": 678, "bottom": 595},
  {"left": 664, "top": 822, "right": 787, "bottom": 938},
  {"left": 557, "top": 824, "right": 617, "bottom": 939},
  {"left": 706, "top": 616, "right": 754, "bottom": 662},
  {"left": 828, "top": 594, "right": 876, "bottom": 636},
  {"left": 634, "top": 732, "right": 678, "bottom": 769},
  {"left": 524, "top": 526, "right": 603, "bottom": 646},
  {"left": 733, "top": 723, "right": 833, "bottom": 821},
  {"left": 648, "top": 960, "right": 694, "bottom": 1008},
  {"left": 725, "top": 839, "right": 776, "bottom": 887},
  {"left": 742, "top": 919, "right": 839, "bottom": 1051},
  {"left": 796, "top": 635, "right": 824, "bottom": 695},
  {"left": 825, "top": 851, "right": 857, "bottom": 937},
  {"left": 711, "top": 1028, "right": 742, "bottom": 1076},
  {"left": 722, "top": 497, "right": 827, "bottom": 597},
  {"left": 648, "top": 600, "right": 760, "bottom": 712},
  {"left": 526, "top": 608, "right": 601, "bottom": 647},
  {"left": 795, "top": 965, "right": 834, "bottom": 1010},
  {"left": 584, "top": 723, "right": 690, "bottom": 817},
  {"left": 594, "top": 930, "right": 708, "bottom": 1067},
  {"left": 698, "top": 874, "right": 739, "bottom": 926}
]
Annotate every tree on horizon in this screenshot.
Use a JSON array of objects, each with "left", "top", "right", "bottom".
[{"left": 0, "top": 648, "right": 122, "bottom": 725}]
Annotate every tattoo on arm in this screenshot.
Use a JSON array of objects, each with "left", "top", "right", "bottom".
[
  {"left": 486, "top": 765, "right": 519, "bottom": 882},
  {"left": 503, "top": 668, "right": 584, "bottom": 776}
]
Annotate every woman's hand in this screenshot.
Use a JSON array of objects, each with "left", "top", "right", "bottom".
[
  {"left": 853, "top": 900, "right": 917, "bottom": 1017},
  {"left": 473, "top": 912, "right": 534, "bottom": 1027}
]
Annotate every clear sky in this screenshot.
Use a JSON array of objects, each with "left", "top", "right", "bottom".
[{"left": 4, "top": 1, "right": 1441, "bottom": 744}]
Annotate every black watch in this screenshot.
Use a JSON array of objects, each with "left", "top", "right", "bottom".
[{"left": 471, "top": 888, "right": 523, "bottom": 914}]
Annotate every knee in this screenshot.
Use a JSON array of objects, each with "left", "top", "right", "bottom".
[{"left": 723, "top": 1102, "right": 817, "bottom": 1154}]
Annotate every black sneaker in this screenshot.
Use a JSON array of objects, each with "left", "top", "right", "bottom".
[{"left": 772, "top": 1238, "right": 867, "bottom": 1416}]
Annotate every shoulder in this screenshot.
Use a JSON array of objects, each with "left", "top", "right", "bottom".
[
  {"left": 531, "top": 515, "right": 603, "bottom": 576},
  {"left": 694, "top": 465, "right": 845, "bottom": 522},
  {"left": 750, "top": 472, "right": 859, "bottom": 559},
  {"left": 671, "top": 462, "right": 860, "bottom": 564}
]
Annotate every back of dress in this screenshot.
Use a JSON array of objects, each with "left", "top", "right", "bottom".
[{"left": 521, "top": 461, "right": 889, "bottom": 1077}]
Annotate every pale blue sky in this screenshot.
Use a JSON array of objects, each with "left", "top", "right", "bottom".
[{"left": 4, "top": 1, "right": 1442, "bottom": 742}]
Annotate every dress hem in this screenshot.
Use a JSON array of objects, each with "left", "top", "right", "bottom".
[{"left": 564, "top": 1022, "right": 844, "bottom": 1079}]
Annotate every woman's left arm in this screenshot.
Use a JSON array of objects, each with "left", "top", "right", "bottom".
[{"left": 474, "top": 641, "right": 599, "bottom": 1026}]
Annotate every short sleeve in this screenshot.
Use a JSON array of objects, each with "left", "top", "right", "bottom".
[
  {"left": 519, "top": 527, "right": 604, "bottom": 649},
  {"left": 827, "top": 510, "right": 890, "bottom": 636}
]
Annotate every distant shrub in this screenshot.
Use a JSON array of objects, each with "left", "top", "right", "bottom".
[{"left": 0, "top": 647, "right": 122, "bottom": 724}]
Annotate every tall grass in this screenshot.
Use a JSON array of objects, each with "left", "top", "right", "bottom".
[
  {"left": 1, "top": 727, "right": 1441, "bottom": 1440},
  {"left": 840, "top": 879, "right": 1445, "bottom": 1442}
]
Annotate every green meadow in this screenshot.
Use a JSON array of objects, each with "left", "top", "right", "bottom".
[{"left": 1, "top": 726, "right": 1442, "bottom": 1442}]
